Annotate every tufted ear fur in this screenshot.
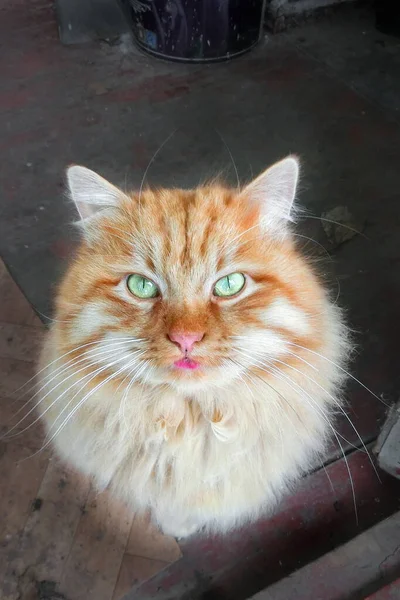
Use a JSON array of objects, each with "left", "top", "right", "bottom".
[
  {"left": 241, "top": 156, "right": 300, "bottom": 237},
  {"left": 67, "top": 165, "right": 128, "bottom": 222}
]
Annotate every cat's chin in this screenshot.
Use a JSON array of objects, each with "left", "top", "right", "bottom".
[
  {"left": 167, "top": 369, "right": 212, "bottom": 391},
  {"left": 148, "top": 363, "right": 239, "bottom": 394}
]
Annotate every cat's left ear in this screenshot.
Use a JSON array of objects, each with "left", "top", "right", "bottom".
[
  {"left": 67, "top": 165, "right": 128, "bottom": 222},
  {"left": 241, "top": 156, "right": 300, "bottom": 236}
]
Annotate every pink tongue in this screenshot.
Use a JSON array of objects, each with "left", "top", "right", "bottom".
[{"left": 174, "top": 358, "right": 199, "bottom": 370}]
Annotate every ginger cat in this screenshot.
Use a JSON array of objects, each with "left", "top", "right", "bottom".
[{"left": 37, "top": 157, "right": 348, "bottom": 537}]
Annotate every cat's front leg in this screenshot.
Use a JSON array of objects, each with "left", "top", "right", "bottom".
[{"left": 156, "top": 511, "right": 201, "bottom": 539}]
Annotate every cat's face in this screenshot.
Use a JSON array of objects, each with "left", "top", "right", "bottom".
[{"left": 57, "top": 157, "right": 322, "bottom": 393}]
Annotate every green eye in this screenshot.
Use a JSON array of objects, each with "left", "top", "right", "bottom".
[
  {"left": 127, "top": 274, "right": 159, "bottom": 299},
  {"left": 213, "top": 273, "right": 245, "bottom": 297}
]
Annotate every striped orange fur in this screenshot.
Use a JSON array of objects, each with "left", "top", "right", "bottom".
[{"left": 37, "top": 157, "right": 349, "bottom": 537}]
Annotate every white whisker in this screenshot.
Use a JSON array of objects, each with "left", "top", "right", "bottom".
[
  {"left": 138, "top": 129, "right": 178, "bottom": 216},
  {"left": 4, "top": 342, "right": 143, "bottom": 437},
  {"left": 270, "top": 353, "right": 381, "bottom": 482},
  {"left": 215, "top": 129, "right": 240, "bottom": 190},
  {"left": 292, "top": 233, "right": 333, "bottom": 261},
  {"left": 237, "top": 364, "right": 295, "bottom": 448},
  {"left": 286, "top": 341, "right": 389, "bottom": 407},
  {"left": 24, "top": 353, "right": 146, "bottom": 461},
  {"left": 14, "top": 336, "right": 143, "bottom": 398},
  {"left": 220, "top": 222, "right": 261, "bottom": 255},
  {"left": 322, "top": 465, "right": 335, "bottom": 493},
  {"left": 303, "top": 214, "right": 367, "bottom": 239},
  {"left": 11, "top": 339, "right": 142, "bottom": 420},
  {"left": 236, "top": 349, "right": 359, "bottom": 522},
  {"left": 117, "top": 359, "right": 148, "bottom": 431},
  {"left": 44, "top": 360, "right": 145, "bottom": 447},
  {"left": 235, "top": 345, "right": 371, "bottom": 456},
  {"left": 118, "top": 359, "right": 150, "bottom": 426}
]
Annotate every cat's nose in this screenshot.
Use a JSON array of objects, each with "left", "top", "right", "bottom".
[{"left": 168, "top": 332, "right": 204, "bottom": 354}]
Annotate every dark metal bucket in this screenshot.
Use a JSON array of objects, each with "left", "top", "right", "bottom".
[{"left": 119, "top": 0, "right": 265, "bottom": 63}]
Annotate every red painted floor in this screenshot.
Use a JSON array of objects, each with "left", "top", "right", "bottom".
[{"left": 365, "top": 579, "right": 400, "bottom": 600}]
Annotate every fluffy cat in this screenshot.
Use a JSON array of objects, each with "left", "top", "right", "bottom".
[{"left": 37, "top": 156, "right": 349, "bottom": 538}]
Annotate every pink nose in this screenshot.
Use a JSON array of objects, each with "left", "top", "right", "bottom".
[{"left": 168, "top": 332, "right": 204, "bottom": 353}]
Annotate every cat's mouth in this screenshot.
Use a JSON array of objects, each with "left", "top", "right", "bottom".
[{"left": 173, "top": 357, "right": 200, "bottom": 370}]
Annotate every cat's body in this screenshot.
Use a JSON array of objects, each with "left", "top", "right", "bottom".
[{"left": 38, "top": 157, "right": 349, "bottom": 537}]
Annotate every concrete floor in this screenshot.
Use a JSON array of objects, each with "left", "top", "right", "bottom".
[
  {"left": 1, "top": 1, "right": 400, "bottom": 598},
  {"left": 283, "top": 6, "right": 400, "bottom": 119}
]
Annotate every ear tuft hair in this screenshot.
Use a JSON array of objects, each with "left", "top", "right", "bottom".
[
  {"left": 67, "top": 165, "right": 126, "bottom": 221},
  {"left": 241, "top": 155, "right": 300, "bottom": 236}
]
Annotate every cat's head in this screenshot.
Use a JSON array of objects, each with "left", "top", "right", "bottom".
[{"left": 57, "top": 157, "right": 324, "bottom": 394}]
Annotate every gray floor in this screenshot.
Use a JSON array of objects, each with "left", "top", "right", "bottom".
[{"left": 283, "top": 6, "right": 400, "bottom": 119}]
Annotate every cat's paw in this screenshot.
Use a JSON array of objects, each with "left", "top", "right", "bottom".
[{"left": 162, "top": 521, "right": 200, "bottom": 539}]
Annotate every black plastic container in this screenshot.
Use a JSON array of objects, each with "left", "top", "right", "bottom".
[{"left": 119, "top": 0, "right": 265, "bottom": 62}]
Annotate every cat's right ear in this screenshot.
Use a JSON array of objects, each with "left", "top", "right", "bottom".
[{"left": 67, "top": 165, "right": 127, "bottom": 222}]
